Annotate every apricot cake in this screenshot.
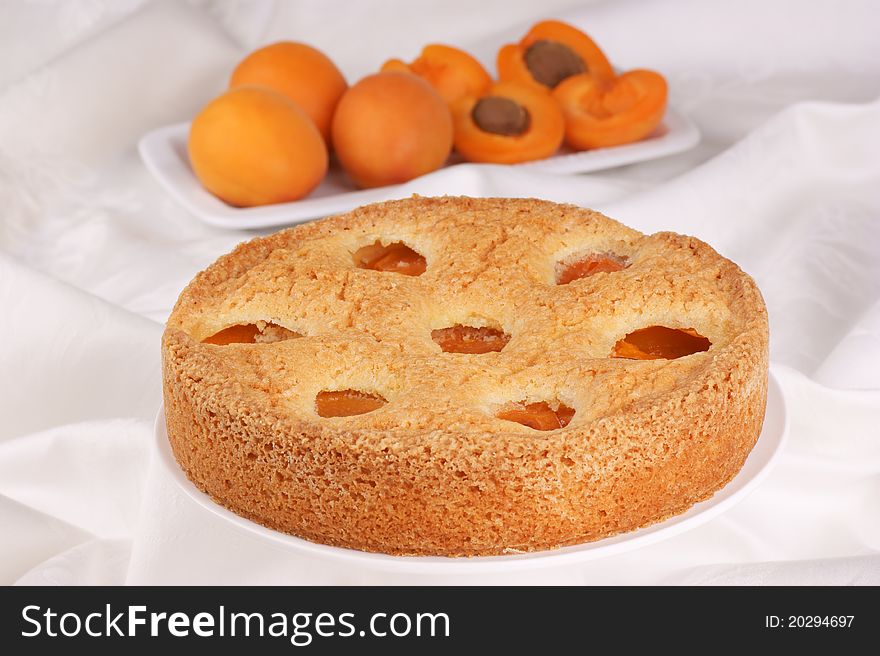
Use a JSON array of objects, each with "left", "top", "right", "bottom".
[{"left": 162, "top": 196, "right": 769, "bottom": 556}]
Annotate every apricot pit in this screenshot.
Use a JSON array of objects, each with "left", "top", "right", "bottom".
[
  {"left": 471, "top": 97, "right": 531, "bottom": 136},
  {"left": 523, "top": 40, "right": 586, "bottom": 89}
]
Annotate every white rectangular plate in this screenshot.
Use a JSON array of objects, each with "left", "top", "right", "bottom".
[{"left": 139, "top": 107, "right": 699, "bottom": 231}]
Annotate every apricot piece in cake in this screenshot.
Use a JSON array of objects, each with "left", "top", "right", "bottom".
[
  {"left": 556, "top": 253, "right": 628, "bottom": 284},
  {"left": 202, "top": 322, "right": 300, "bottom": 345},
  {"left": 613, "top": 326, "right": 710, "bottom": 360},
  {"left": 316, "top": 390, "right": 387, "bottom": 418},
  {"left": 353, "top": 241, "right": 426, "bottom": 276},
  {"left": 496, "top": 401, "right": 575, "bottom": 431},
  {"left": 432, "top": 325, "right": 510, "bottom": 354}
]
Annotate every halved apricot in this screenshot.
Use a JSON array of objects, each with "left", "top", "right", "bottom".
[
  {"left": 497, "top": 20, "right": 614, "bottom": 92},
  {"left": 612, "top": 326, "right": 710, "bottom": 360},
  {"left": 556, "top": 253, "right": 629, "bottom": 284},
  {"left": 452, "top": 81, "right": 565, "bottom": 164},
  {"left": 554, "top": 69, "right": 667, "bottom": 149},
  {"left": 497, "top": 401, "right": 575, "bottom": 431},
  {"left": 203, "top": 322, "right": 300, "bottom": 345},
  {"left": 381, "top": 44, "right": 491, "bottom": 106},
  {"left": 432, "top": 325, "right": 510, "bottom": 354},
  {"left": 188, "top": 87, "right": 328, "bottom": 207},
  {"left": 331, "top": 72, "right": 453, "bottom": 188},
  {"left": 230, "top": 42, "right": 347, "bottom": 143},
  {"left": 353, "top": 240, "right": 426, "bottom": 276},
  {"left": 315, "top": 390, "right": 387, "bottom": 417}
]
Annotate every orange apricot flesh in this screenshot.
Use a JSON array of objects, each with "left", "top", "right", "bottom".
[
  {"left": 452, "top": 81, "right": 565, "bottom": 164},
  {"left": 496, "top": 401, "right": 575, "bottom": 431},
  {"left": 612, "top": 326, "right": 711, "bottom": 360},
  {"left": 556, "top": 253, "right": 628, "bottom": 284},
  {"left": 203, "top": 322, "right": 300, "bottom": 345},
  {"left": 353, "top": 241, "right": 426, "bottom": 276},
  {"left": 315, "top": 390, "right": 387, "bottom": 418},
  {"left": 497, "top": 20, "right": 615, "bottom": 92},
  {"left": 432, "top": 325, "right": 510, "bottom": 354},
  {"left": 554, "top": 69, "right": 668, "bottom": 149}
]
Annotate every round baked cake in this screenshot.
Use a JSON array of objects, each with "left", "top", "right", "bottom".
[{"left": 162, "top": 196, "right": 768, "bottom": 556}]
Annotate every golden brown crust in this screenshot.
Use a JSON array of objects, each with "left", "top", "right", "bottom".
[{"left": 162, "top": 196, "right": 769, "bottom": 556}]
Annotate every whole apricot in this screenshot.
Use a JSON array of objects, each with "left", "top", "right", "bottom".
[
  {"left": 331, "top": 72, "right": 453, "bottom": 188},
  {"left": 188, "top": 86, "right": 328, "bottom": 207},
  {"left": 230, "top": 41, "right": 347, "bottom": 143}
]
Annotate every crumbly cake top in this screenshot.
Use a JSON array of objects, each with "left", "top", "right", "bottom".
[{"left": 164, "top": 196, "right": 766, "bottom": 456}]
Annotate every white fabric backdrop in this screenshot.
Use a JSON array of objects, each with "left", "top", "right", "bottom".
[{"left": 1, "top": 0, "right": 879, "bottom": 584}]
